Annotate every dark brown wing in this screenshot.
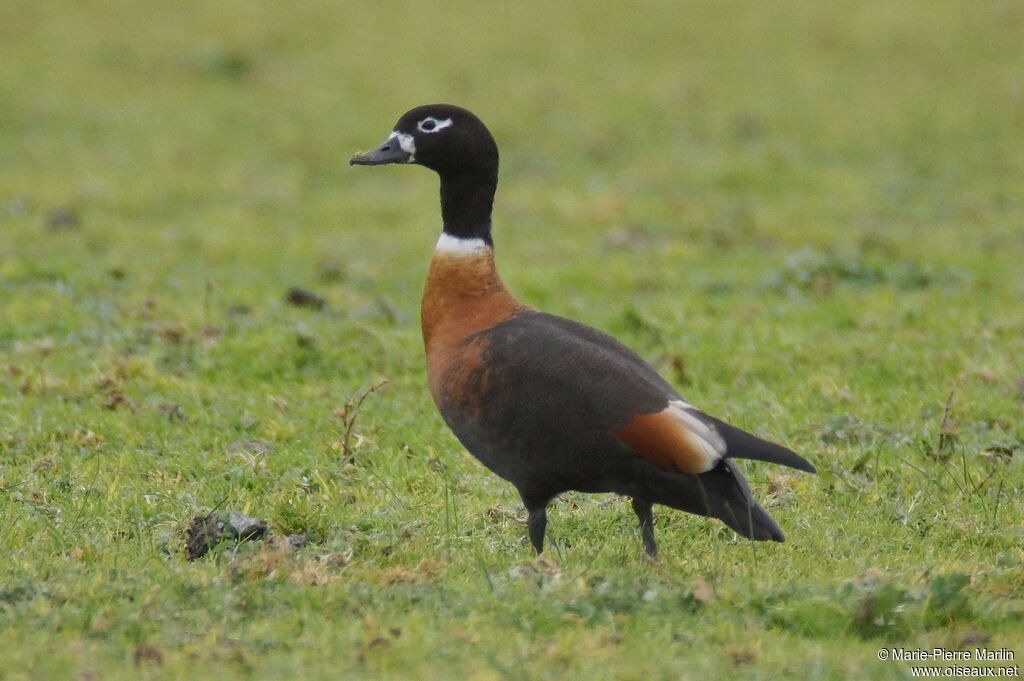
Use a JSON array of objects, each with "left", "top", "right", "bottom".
[
  {"left": 528, "top": 315, "right": 814, "bottom": 473},
  {"left": 441, "top": 311, "right": 813, "bottom": 479},
  {"left": 436, "top": 312, "right": 720, "bottom": 478}
]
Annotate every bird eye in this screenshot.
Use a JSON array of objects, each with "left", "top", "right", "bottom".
[{"left": 417, "top": 117, "right": 452, "bottom": 134}]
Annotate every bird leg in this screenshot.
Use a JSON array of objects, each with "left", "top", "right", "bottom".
[
  {"left": 526, "top": 508, "right": 547, "bottom": 554},
  {"left": 631, "top": 498, "right": 658, "bottom": 558}
]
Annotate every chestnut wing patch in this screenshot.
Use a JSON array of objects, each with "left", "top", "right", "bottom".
[{"left": 615, "top": 400, "right": 726, "bottom": 474}]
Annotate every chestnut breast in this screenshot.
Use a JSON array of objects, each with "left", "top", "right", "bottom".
[{"left": 420, "top": 248, "right": 525, "bottom": 414}]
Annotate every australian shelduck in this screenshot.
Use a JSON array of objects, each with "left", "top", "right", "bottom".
[{"left": 351, "top": 104, "right": 815, "bottom": 557}]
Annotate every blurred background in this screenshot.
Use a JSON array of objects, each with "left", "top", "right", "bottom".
[
  {"left": 3, "top": 0, "right": 1022, "bottom": 402},
  {"left": 1, "top": 1, "right": 1023, "bottom": 677},
  {"left": 4, "top": 0, "right": 1022, "bottom": 271}
]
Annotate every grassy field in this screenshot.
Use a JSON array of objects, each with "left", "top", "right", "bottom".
[{"left": 2, "top": 1, "right": 1023, "bottom": 678}]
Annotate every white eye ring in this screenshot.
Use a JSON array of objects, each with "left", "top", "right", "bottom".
[{"left": 417, "top": 117, "right": 453, "bottom": 134}]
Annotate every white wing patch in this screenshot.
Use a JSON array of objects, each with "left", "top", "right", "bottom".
[{"left": 668, "top": 400, "right": 727, "bottom": 466}]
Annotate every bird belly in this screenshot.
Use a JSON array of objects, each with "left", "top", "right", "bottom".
[{"left": 430, "top": 355, "right": 641, "bottom": 497}]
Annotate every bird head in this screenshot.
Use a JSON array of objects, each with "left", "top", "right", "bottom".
[{"left": 349, "top": 104, "right": 498, "bottom": 177}]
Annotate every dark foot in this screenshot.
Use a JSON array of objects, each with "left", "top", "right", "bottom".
[
  {"left": 526, "top": 508, "right": 547, "bottom": 554},
  {"left": 631, "top": 498, "right": 658, "bottom": 558}
]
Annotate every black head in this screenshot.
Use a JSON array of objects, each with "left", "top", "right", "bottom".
[
  {"left": 666, "top": 460, "right": 785, "bottom": 542},
  {"left": 701, "top": 460, "right": 785, "bottom": 541},
  {"left": 350, "top": 104, "right": 498, "bottom": 177},
  {"left": 350, "top": 105, "right": 500, "bottom": 242}
]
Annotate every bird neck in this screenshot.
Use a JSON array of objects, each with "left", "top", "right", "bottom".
[
  {"left": 439, "top": 170, "right": 497, "bottom": 244},
  {"left": 421, "top": 236, "right": 522, "bottom": 352}
]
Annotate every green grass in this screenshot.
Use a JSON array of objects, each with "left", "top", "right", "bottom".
[{"left": 2, "top": 1, "right": 1023, "bottom": 679}]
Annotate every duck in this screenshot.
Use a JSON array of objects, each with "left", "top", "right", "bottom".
[{"left": 350, "top": 104, "right": 815, "bottom": 557}]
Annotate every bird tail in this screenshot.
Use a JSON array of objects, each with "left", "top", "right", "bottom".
[{"left": 699, "top": 413, "right": 816, "bottom": 473}]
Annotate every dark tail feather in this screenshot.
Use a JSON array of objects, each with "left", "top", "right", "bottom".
[{"left": 704, "top": 414, "right": 816, "bottom": 473}]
